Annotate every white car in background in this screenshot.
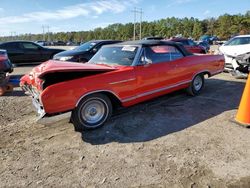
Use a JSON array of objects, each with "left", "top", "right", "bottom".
[
  {"left": 35, "top": 40, "right": 47, "bottom": 46},
  {"left": 219, "top": 35, "right": 250, "bottom": 70}
]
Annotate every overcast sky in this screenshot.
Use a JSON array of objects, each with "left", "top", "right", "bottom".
[{"left": 0, "top": 0, "right": 249, "bottom": 36}]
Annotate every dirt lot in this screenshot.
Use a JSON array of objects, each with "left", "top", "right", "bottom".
[{"left": 0, "top": 67, "right": 250, "bottom": 187}]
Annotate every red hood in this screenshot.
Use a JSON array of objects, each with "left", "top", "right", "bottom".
[{"left": 32, "top": 60, "right": 117, "bottom": 78}]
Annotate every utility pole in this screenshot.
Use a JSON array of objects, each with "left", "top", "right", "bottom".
[
  {"left": 132, "top": 7, "right": 143, "bottom": 40},
  {"left": 42, "top": 25, "right": 45, "bottom": 41},
  {"left": 139, "top": 8, "right": 142, "bottom": 40},
  {"left": 13, "top": 32, "right": 17, "bottom": 40},
  {"left": 133, "top": 7, "right": 136, "bottom": 40},
  {"left": 10, "top": 32, "right": 16, "bottom": 40},
  {"left": 47, "top": 26, "right": 50, "bottom": 42}
]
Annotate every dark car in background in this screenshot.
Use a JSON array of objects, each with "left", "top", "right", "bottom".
[
  {"left": 0, "top": 41, "right": 64, "bottom": 64},
  {"left": 0, "top": 50, "right": 13, "bottom": 73},
  {"left": 53, "top": 41, "right": 66, "bottom": 46},
  {"left": 169, "top": 38, "right": 206, "bottom": 54},
  {"left": 200, "top": 35, "right": 219, "bottom": 44},
  {"left": 35, "top": 40, "right": 49, "bottom": 46},
  {"left": 198, "top": 41, "right": 210, "bottom": 52},
  {"left": 143, "top": 36, "right": 164, "bottom": 40},
  {"left": 53, "top": 40, "right": 122, "bottom": 63}
]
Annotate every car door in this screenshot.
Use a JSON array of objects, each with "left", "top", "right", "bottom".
[
  {"left": 20, "top": 42, "right": 43, "bottom": 62},
  {"left": 1, "top": 42, "right": 25, "bottom": 64},
  {"left": 134, "top": 45, "right": 184, "bottom": 98}
]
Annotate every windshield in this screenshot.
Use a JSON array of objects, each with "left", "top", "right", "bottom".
[
  {"left": 89, "top": 45, "right": 138, "bottom": 66},
  {"left": 74, "top": 41, "right": 97, "bottom": 51}
]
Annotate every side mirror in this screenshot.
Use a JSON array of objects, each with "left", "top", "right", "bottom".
[{"left": 139, "top": 56, "right": 152, "bottom": 66}]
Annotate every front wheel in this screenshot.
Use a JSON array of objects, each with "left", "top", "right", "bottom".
[
  {"left": 71, "top": 93, "right": 112, "bottom": 131},
  {"left": 186, "top": 74, "right": 204, "bottom": 96}
]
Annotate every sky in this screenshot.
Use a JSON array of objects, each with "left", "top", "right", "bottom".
[{"left": 0, "top": 0, "right": 249, "bottom": 36}]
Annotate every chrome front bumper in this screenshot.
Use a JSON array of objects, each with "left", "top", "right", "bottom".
[
  {"left": 37, "top": 112, "right": 72, "bottom": 125},
  {"left": 22, "top": 84, "right": 71, "bottom": 125},
  {"left": 32, "top": 94, "right": 71, "bottom": 125}
]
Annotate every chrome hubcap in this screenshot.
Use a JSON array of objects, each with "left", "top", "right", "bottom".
[
  {"left": 81, "top": 100, "right": 105, "bottom": 124},
  {"left": 193, "top": 76, "right": 202, "bottom": 91}
]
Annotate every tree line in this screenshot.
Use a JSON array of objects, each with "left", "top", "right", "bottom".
[{"left": 1, "top": 11, "right": 249, "bottom": 43}]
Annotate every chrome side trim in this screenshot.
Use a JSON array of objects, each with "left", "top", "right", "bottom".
[
  {"left": 121, "top": 80, "right": 191, "bottom": 103},
  {"left": 75, "top": 90, "right": 122, "bottom": 107},
  {"left": 109, "top": 78, "right": 136, "bottom": 85}
]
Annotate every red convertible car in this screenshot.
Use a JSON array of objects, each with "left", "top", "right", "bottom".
[{"left": 20, "top": 40, "right": 224, "bottom": 131}]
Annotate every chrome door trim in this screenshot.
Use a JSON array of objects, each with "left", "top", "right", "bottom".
[
  {"left": 121, "top": 79, "right": 191, "bottom": 103},
  {"left": 109, "top": 78, "right": 136, "bottom": 85}
]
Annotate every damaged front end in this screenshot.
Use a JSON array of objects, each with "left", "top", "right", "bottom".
[
  {"left": 23, "top": 85, "right": 71, "bottom": 125},
  {"left": 20, "top": 74, "right": 46, "bottom": 119},
  {"left": 20, "top": 60, "right": 117, "bottom": 125}
]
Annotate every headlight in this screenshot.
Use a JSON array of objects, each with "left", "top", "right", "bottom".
[{"left": 58, "top": 56, "right": 73, "bottom": 61}]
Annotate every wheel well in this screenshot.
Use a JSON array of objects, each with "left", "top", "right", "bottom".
[
  {"left": 100, "top": 91, "right": 122, "bottom": 109},
  {"left": 201, "top": 71, "right": 211, "bottom": 78},
  {"left": 77, "top": 91, "right": 122, "bottom": 109}
]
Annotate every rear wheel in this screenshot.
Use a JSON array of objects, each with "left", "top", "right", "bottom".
[
  {"left": 71, "top": 93, "right": 112, "bottom": 131},
  {"left": 187, "top": 74, "right": 204, "bottom": 96}
]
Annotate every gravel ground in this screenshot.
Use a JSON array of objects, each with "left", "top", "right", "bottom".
[{"left": 0, "top": 70, "right": 250, "bottom": 188}]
